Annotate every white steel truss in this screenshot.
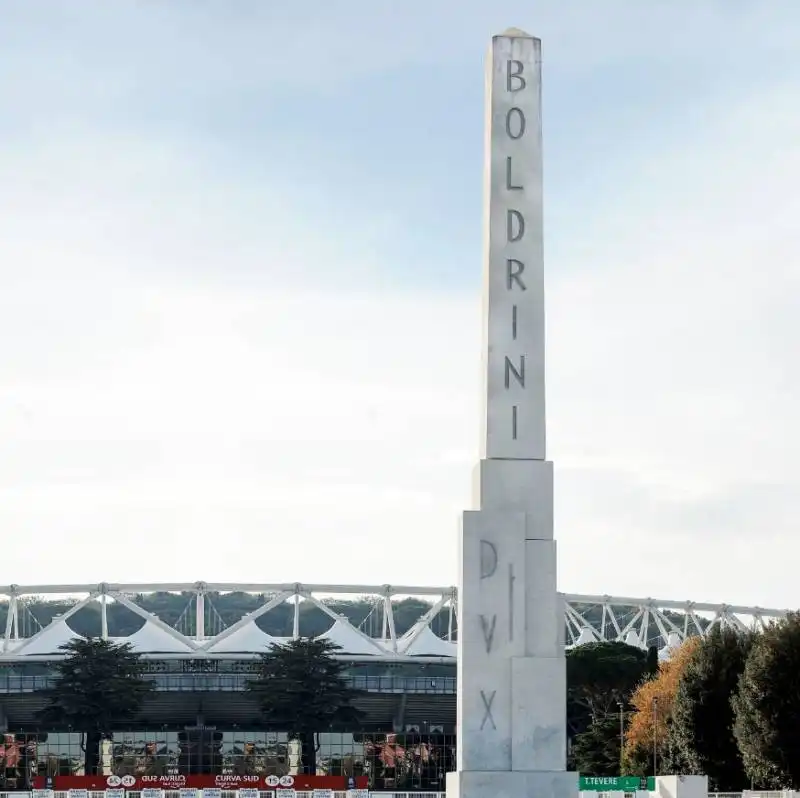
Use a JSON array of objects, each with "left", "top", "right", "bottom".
[{"left": 0, "top": 582, "right": 786, "bottom": 662}]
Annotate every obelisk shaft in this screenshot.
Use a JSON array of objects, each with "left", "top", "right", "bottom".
[
  {"left": 480, "top": 32, "right": 546, "bottom": 462},
  {"left": 447, "top": 30, "right": 577, "bottom": 798}
]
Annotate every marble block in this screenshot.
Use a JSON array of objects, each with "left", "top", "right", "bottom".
[
  {"left": 447, "top": 769, "right": 578, "bottom": 798},
  {"left": 510, "top": 657, "right": 567, "bottom": 771},
  {"left": 459, "top": 510, "right": 528, "bottom": 658},
  {"left": 655, "top": 776, "right": 709, "bottom": 798},
  {"left": 458, "top": 510, "right": 528, "bottom": 771},
  {"left": 472, "top": 459, "right": 553, "bottom": 532},
  {"left": 479, "top": 32, "right": 545, "bottom": 463},
  {"left": 523, "top": 539, "right": 560, "bottom": 657}
]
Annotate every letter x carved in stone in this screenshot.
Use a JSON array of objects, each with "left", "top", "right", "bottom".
[{"left": 480, "top": 689, "right": 497, "bottom": 730}]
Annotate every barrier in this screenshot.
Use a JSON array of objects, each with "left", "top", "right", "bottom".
[
  {"left": 0, "top": 792, "right": 447, "bottom": 798},
  {"left": 11, "top": 790, "right": 798, "bottom": 798},
  {"left": 10, "top": 791, "right": 797, "bottom": 798},
  {"left": 579, "top": 793, "right": 637, "bottom": 798}
]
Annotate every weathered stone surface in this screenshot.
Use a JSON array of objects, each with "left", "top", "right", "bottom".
[
  {"left": 479, "top": 31, "right": 545, "bottom": 462},
  {"left": 447, "top": 27, "right": 577, "bottom": 798},
  {"left": 447, "top": 769, "right": 577, "bottom": 798}
]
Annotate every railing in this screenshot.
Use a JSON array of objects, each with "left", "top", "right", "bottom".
[
  {"left": 0, "top": 791, "right": 445, "bottom": 798},
  {"left": 709, "top": 792, "right": 797, "bottom": 798},
  {"left": 0, "top": 674, "right": 457, "bottom": 695},
  {"left": 579, "top": 793, "right": 637, "bottom": 798},
  {"left": 1, "top": 788, "right": 787, "bottom": 798},
  {"left": 347, "top": 676, "right": 455, "bottom": 694},
  {"left": 0, "top": 792, "right": 449, "bottom": 798}
]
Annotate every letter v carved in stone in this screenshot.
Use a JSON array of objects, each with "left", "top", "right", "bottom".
[{"left": 479, "top": 614, "right": 497, "bottom": 653}]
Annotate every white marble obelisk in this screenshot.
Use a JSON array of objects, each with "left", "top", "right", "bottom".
[{"left": 446, "top": 30, "right": 578, "bottom": 798}]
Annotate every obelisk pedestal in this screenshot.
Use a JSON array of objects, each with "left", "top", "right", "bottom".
[{"left": 446, "top": 30, "right": 578, "bottom": 798}]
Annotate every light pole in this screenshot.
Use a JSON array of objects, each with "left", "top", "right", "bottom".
[
  {"left": 618, "top": 701, "right": 625, "bottom": 773},
  {"left": 652, "top": 696, "right": 658, "bottom": 778}
]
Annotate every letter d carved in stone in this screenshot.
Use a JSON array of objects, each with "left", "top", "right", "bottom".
[{"left": 480, "top": 540, "right": 498, "bottom": 579}]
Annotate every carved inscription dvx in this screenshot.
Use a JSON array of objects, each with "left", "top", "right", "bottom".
[
  {"left": 477, "top": 536, "right": 516, "bottom": 732},
  {"left": 478, "top": 539, "right": 516, "bottom": 654},
  {"left": 479, "top": 539, "right": 498, "bottom": 653}
]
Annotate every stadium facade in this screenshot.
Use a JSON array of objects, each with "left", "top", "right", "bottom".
[{"left": 0, "top": 582, "right": 784, "bottom": 792}]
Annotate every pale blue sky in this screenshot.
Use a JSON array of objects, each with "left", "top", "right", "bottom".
[{"left": 1, "top": 2, "right": 799, "bottom": 607}]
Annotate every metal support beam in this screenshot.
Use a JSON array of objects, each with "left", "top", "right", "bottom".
[
  {"left": 195, "top": 582, "right": 206, "bottom": 642},
  {"left": 0, "top": 582, "right": 785, "bottom": 664}
]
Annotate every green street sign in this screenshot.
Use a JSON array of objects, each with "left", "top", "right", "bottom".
[{"left": 579, "top": 776, "right": 655, "bottom": 791}]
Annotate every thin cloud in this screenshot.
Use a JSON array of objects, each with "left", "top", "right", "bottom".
[{"left": 0, "top": 2, "right": 798, "bottom": 608}]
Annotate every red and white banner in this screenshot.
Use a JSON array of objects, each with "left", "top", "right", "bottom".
[{"left": 34, "top": 775, "right": 368, "bottom": 791}]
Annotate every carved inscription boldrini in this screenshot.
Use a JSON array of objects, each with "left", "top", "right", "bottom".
[{"left": 502, "top": 56, "right": 528, "bottom": 442}]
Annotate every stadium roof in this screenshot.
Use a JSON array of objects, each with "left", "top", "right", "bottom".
[{"left": 0, "top": 582, "right": 785, "bottom": 663}]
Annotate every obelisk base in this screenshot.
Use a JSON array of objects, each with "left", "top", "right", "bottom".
[{"left": 447, "top": 769, "right": 578, "bottom": 798}]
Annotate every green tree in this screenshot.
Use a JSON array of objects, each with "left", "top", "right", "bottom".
[
  {"left": 567, "top": 642, "right": 648, "bottom": 774},
  {"left": 38, "top": 639, "right": 153, "bottom": 775},
  {"left": 572, "top": 714, "right": 626, "bottom": 776},
  {"left": 568, "top": 642, "right": 648, "bottom": 733},
  {"left": 733, "top": 613, "right": 800, "bottom": 788},
  {"left": 669, "top": 627, "right": 752, "bottom": 790},
  {"left": 247, "top": 638, "right": 363, "bottom": 775}
]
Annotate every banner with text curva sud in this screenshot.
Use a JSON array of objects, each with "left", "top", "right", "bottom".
[{"left": 33, "top": 775, "right": 369, "bottom": 791}]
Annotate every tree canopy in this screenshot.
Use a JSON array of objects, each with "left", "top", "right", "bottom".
[
  {"left": 572, "top": 714, "right": 625, "bottom": 777},
  {"left": 623, "top": 637, "right": 700, "bottom": 775},
  {"left": 733, "top": 613, "right": 800, "bottom": 788},
  {"left": 567, "top": 642, "right": 648, "bottom": 776},
  {"left": 568, "top": 642, "right": 648, "bottom": 723},
  {"left": 669, "top": 627, "right": 752, "bottom": 790},
  {"left": 247, "top": 638, "right": 363, "bottom": 775},
  {"left": 38, "top": 639, "right": 154, "bottom": 774}
]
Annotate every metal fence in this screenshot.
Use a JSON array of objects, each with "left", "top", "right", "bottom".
[
  {"left": 0, "top": 792, "right": 446, "bottom": 798},
  {"left": 2, "top": 791, "right": 786, "bottom": 798},
  {"left": 1, "top": 789, "right": 794, "bottom": 798},
  {"left": 76, "top": 793, "right": 442, "bottom": 798},
  {"left": 0, "top": 675, "right": 456, "bottom": 695}
]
